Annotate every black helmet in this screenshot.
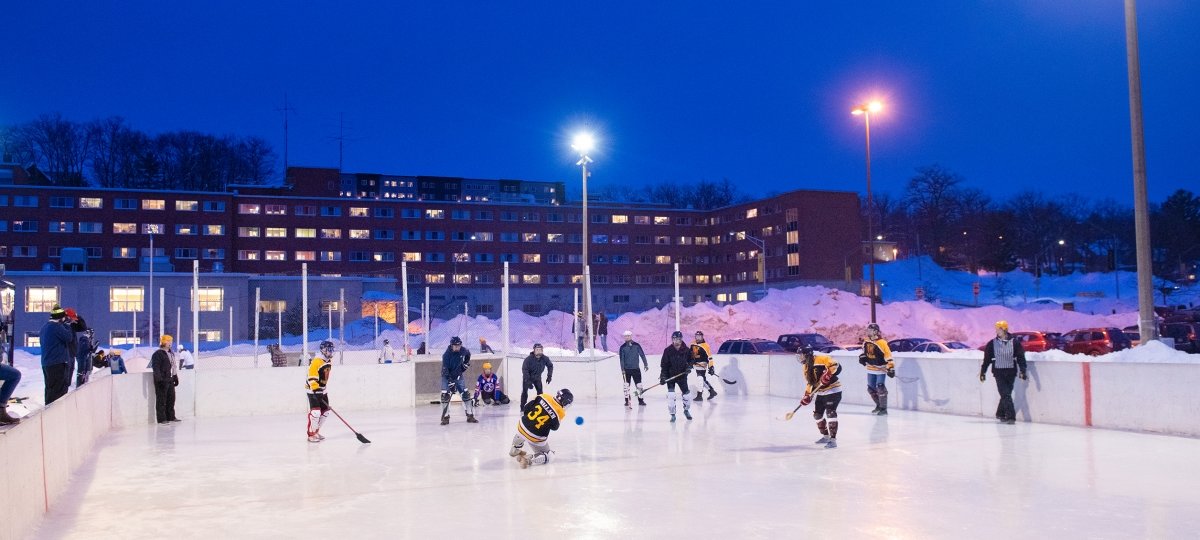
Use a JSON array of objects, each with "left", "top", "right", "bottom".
[
  {"left": 799, "top": 345, "right": 815, "bottom": 357},
  {"left": 556, "top": 388, "right": 574, "bottom": 408},
  {"left": 866, "top": 323, "right": 881, "bottom": 334},
  {"left": 319, "top": 340, "right": 335, "bottom": 356},
  {"left": 533, "top": 343, "right": 544, "bottom": 350},
  {"left": 450, "top": 336, "right": 463, "bottom": 346},
  {"left": 671, "top": 331, "right": 683, "bottom": 340}
]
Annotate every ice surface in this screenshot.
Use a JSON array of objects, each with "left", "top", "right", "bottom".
[{"left": 33, "top": 396, "right": 1200, "bottom": 539}]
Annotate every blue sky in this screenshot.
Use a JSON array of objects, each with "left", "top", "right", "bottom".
[{"left": 2, "top": 1, "right": 1196, "bottom": 202}]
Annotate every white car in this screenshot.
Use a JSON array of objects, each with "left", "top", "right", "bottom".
[{"left": 911, "top": 341, "right": 972, "bottom": 353}]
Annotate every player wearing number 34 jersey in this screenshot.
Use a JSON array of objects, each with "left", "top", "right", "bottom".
[{"left": 509, "top": 389, "right": 573, "bottom": 468}]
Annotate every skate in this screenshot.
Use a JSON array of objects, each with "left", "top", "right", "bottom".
[
  {"left": 0, "top": 408, "right": 20, "bottom": 425},
  {"left": 638, "top": 398, "right": 647, "bottom": 406},
  {"left": 625, "top": 398, "right": 631, "bottom": 409},
  {"left": 815, "top": 436, "right": 830, "bottom": 445},
  {"left": 824, "top": 438, "right": 838, "bottom": 449},
  {"left": 307, "top": 434, "right": 322, "bottom": 443},
  {"left": 670, "top": 414, "right": 677, "bottom": 423},
  {"left": 684, "top": 410, "right": 693, "bottom": 420},
  {"left": 876, "top": 408, "right": 888, "bottom": 416},
  {"left": 466, "top": 414, "right": 479, "bottom": 423},
  {"left": 694, "top": 392, "right": 704, "bottom": 402},
  {"left": 708, "top": 388, "right": 717, "bottom": 400},
  {"left": 316, "top": 433, "right": 326, "bottom": 441},
  {"left": 1004, "top": 418, "right": 1016, "bottom": 425},
  {"left": 870, "top": 406, "right": 881, "bottom": 414},
  {"left": 440, "top": 416, "right": 450, "bottom": 426}
]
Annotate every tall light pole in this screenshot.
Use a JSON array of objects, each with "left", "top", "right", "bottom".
[
  {"left": 1124, "top": 0, "right": 1157, "bottom": 342},
  {"left": 852, "top": 101, "right": 883, "bottom": 323},
  {"left": 745, "top": 233, "right": 767, "bottom": 298},
  {"left": 572, "top": 132, "right": 595, "bottom": 351}
]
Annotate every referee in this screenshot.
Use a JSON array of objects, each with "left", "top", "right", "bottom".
[{"left": 980, "top": 320, "right": 1027, "bottom": 424}]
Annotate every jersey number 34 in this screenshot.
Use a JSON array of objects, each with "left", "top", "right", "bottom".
[{"left": 526, "top": 405, "right": 550, "bottom": 429}]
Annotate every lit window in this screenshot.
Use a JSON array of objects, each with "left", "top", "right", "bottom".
[
  {"left": 239, "top": 227, "right": 261, "bottom": 237},
  {"left": 265, "top": 228, "right": 288, "bottom": 238},
  {"left": 265, "top": 250, "right": 287, "bottom": 261},
  {"left": 176, "top": 224, "right": 197, "bottom": 235},
  {"left": 373, "top": 252, "right": 395, "bottom": 262},
  {"left": 523, "top": 233, "right": 540, "bottom": 242},
  {"left": 522, "top": 275, "right": 542, "bottom": 284},
  {"left": 349, "top": 207, "right": 369, "bottom": 217},
  {"left": 547, "top": 233, "right": 564, "bottom": 243},
  {"left": 193, "top": 287, "right": 224, "bottom": 311},
  {"left": 452, "top": 253, "right": 469, "bottom": 263},
  {"left": 109, "top": 330, "right": 141, "bottom": 346},
  {"left": 113, "top": 223, "right": 137, "bottom": 234},
  {"left": 113, "top": 247, "right": 137, "bottom": 258},
  {"left": 204, "top": 225, "right": 224, "bottom": 236},
  {"left": 259, "top": 300, "right": 287, "bottom": 313},
  {"left": 523, "top": 254, "right": 541, "bottom": 263},
  {"left": 295, "top": 228, "right": 316, "bottom": 238},
  {"left": 634, "top": 216, "right": 650, "bottom": 225},
  {"left": 80, "top": 197, "right": 103, "bottom": 209},
  {"left": 265, "top": 204, "right": 287, "bottom": 215},
  {"left": 142, "top": 223, "right": 164, "bottom": 234},
  {"left": 142, "top": 199, "right": 165, "bottom": 210},
  {"left": 25, "top": 333, "right": 41, "bottom": 347},
  {"left": 109, "top": 286, "right": 145, "bottom": 312},
  {"left": 746, "top": 208, "right": 758, "bottom": 219},
  {"left": 176, "top": 200, "right": 198, "bottom": 211},
  {"left": 12, "top": 220, "right": 38, "bottom": 232},
  {"left": 425, "top": 274, "right": 446, "bottom": 284},
  {"left": 319, "top": 251, "right": 342, "bottom": 262},
  {"left": 202, "top": 248, "right": 224, "bottom": 260},
  {"left": 49, "top": 221, "right": 74, "bottom": 233},
  {"left": 320, "top": 229, "right": 341, "bottom": 239},
  {"left": 611, "top": 215, "right": 628, "bottom": 224},
  {"left": 349, "top": 229, "right": 370, "bottom": 239},
  {"left": 238, "top": 250, "right": 260, "bottom": 261},
  {"left": 654, "top": 216, "right": 669, "bottom": 225},
  {"left": 295, "top": 251, "right": 316, "bottom": 261},
  {"left": 25, "top": 286, "right": 60, "bottom": 312},
  {"left": 238, "top": 204, "right": 261, "bottom": 214},
  {"left": 197, "top": 330, "right": 222, "bottom": 343},
  {"left": 425, "top": 209, "right": 444, "bottom": 219},
  {"left": 453, "top": 274, "right": 471, "bottom": 285},
  {"left": 403, "top": 252, "right": 422, "bottom": 262},
  {"left": 656, "top": 256, "right": 672, "bottom": 264}
]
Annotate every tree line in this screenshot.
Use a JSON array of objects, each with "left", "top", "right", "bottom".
[
  {"left": 593, "top": 177, "right": 752, "bottom": 210},
  {"left": 0, "top": 113, "right": 276, "bottom": 190},
  {"left": 874, "top": 165, "right": 1200, "bottom": 279}
]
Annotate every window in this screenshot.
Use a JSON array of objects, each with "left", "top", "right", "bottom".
[
  {"left": 401, "top": 230, "right": 420, "bottom": 240},
  {"left": 142, "top": 223, "right": 164, "bottom": 234},
  {"left": 15, "top": 195, "right": 39, "bottom": 207},
  {"left": 675, "top": 217, "right": 692, "bottom": 226},
  {"left": 12, "top": 246, "right": 35, "bottom": 257},
  {"left": 142, "top": 199, "right": 165, "bottom": 210},
  {"left": 295, "top": 205, "right": 316, "bottom": 216},
  {"left": 373, "top": 252, "right": 395, "bottom": 262},
  {"left": 49, "top": 221, "right": 73, "bottom": 233},
  {"left": 612, "top": 235, "right": 629, "bottom": 245},
  {"left": 500, "top": 211, "right": 518, "bottom": 222},
  {"left": 175, "top": 248, "right": 198, "bottom": 259},
  {"left": 402, "top": 252, "right": 422, "bottom": 262},
  {"left": 349, "top": 207, "right": 369, "bottom": 218},
  {"left": 176, "top": 200, "right": 198, "bottom": 211},
  {"left": 546, "top": 213, "right": 563, "bottom": 223},
  {"left": 374, "top": 207, "right": 395, "bottom": 218},
  {"left": 611, "top": 215, "right": 628, "bottom": 224},
  {"left": 424, "top": 231, "right": 445, "bottom": 240},
  {"left": 591, "top": 255, "right": 608, "bottom": 264},
  {"left": 176, "top": 224, "right": 197, "bottom": 235},
  {"left": 425, "top": 253, "right": 446, "bottom": 262},
  {"left": 426, "top": 209, "right": 445, "bottom": 219},
  {"left": 25, "top": 286, "right": 59, "bottom": 312},
  {"left": 238, "top": 203, "right": 261, "bottom": 214},
  {"left": 523, "top": 233, "right": 540, "bottom": 242},
  {"left": 474, "top": 253, "right": 494, "bottom": 263},
  {"left": 85, "top": 247, "right": 102, "bottom": 259},
  {"left": 374, "top": 229, "right": 394, "bottom": 240},
  {"left": 12, "top": 220, "right": 38, "bottom": 232},
  {"left": 0, "top": 221, "right": 6, "bottom": 232},
  {"left": 320, "top": 229, "right": 342, "bottom": 239},
  {"left": 295, "top": 228, "right": 317, "bottom": 238},
  {"left": 239, "top": 227, "right": 261, "bottom": 238},
  {"left": 238, "top": 250, "right": 261, "bottom": 261},
  {"left": 400, "top": 208, "right": 420, "bottom": 219},
  {"left": 522, "top": 275, "right": 542, "bottom": 285},
  {"left": 266, "top": 227, "right": 288, "bottom": 238},
  {"left": 476, "top": 304, "right": 495, "bottom": 314},
  {"left": 109, "top": 330, "right": 141, "bottom": 347},
  {"left": 655, "top": 236, "right": 671, "bottom": 245},
  {"left": 113, "top": 247, "right": 136, "bottom": 258},
  {"left": 25, "top": 332, "right": 41, "bottom": 347},
  {"left": 295, "top": 251, "right": 316, "bottom": 261},
  {"left": 522, "top": 212, "right": 540, "bottom": 222},
  {"left": 198, "top": 330, "right": 222, "bottom": 343},
  {"left": 349, "top": 229, "right": 370, "bottom": 240},
  {"left": 452, "top": 252, "right": 470, "bottom": 263},
  {"left": 350, "top": 251, "right": 371, "bottom": 262},
  {"left": 568, "top": 234, "right": 583, "bottom": 244},
  {"left": 110, "top": 286, "right": 145, "bottom": 312},
  {"left": 474, "top": 232, "right": 494, "bottom": 241},
  {"left": 591, "top": 214, "right": 606, "bottom": 224},
  {"left": 203, "top": 201, "right": 225, "bottom": 212},
  {"left": 476, "top": 211, "right": 493, "bottom": 220},
  {"left": 425, "top": 274, "right": 446, "bottom": 284},
  {"left": 265, "top": 204, "right": 287, "bottom": 215},
  {"left": 50, "top": 196, "right": 74, "bottom": 208},
  {"left": 452, "top": 274, "right": 471, "bottom": 285},
  {"left": 746, "top": 208, "right": 758, "bottom": 219},
  {"left": 634, "top": 215, "right": 650, "bottom": 225},
  {"left": 193, "top": 287, "right": 224, "bottom": 311},
  {"left": 547, "top": 254, "right": 565, "bottom": 264},
  {"left": 635, "top": 235, "right": 650, "bottom": 244},
  {"left": 612, "top": 255, "right": 629, "bottom": 264},
  {"left": 113, "top": 223, "right": 137, "bottom": 234},
  {"left": 80, "top": 197, "right": 103, "bottom": 209},
  {"left": 547, "top": 233, "right": 564, "bottom": 243},
  {"left": 677, "top": 236, "right": 693, "bottom": 245},
  {"left": 321, "top": 206, "right": 342, "bottom": 217},
  {"left": 592, "top": 234, "right": 608, "bottom": 244},
  {"left": 319, "top": 251, "right": 342, "bottom": 262},
  {"left": 500, "top": 232, "right": 518, "bottom": 242},
  {"left": 260, "top": 300, "right": 287, "bottom": 313},
  {"left": 204, "top": 225, "right": 225, "bottom": 236},
  {"left": 523, "top": 254, "right": 542, "bottom": 263},
  {"left": 654, "top": 216, "right": 669, "bottom": 225},
  {"left": 265, "top": 250, "right": 287, "bottom": 261},
  {"left": 319, "top": 300, "right": 342, "bottom": 314},
  {"left": 202, "top": 248, "right": 225, "bottom": 260},
  {"left": 451, "top": 209, "right": 470, "bottom": 220},
  {"left": 501, "top": 253, "right": 518, "bottom": 263}
]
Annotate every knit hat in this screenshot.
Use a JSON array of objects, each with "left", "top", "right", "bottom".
[
  {"left": 65, "top": 308, "right": 78, "bottom": 320},
  {"left": 50, "top": 306, "right": 66, "bottom": 319}
]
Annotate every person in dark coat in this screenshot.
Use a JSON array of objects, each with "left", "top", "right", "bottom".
[
  {"left": 151, "top": 334, "right": 180, "bottom": 424},
  {"left": 595, "top": 312, "right": 609, "bottom": 352},
  {"left": 980, "top": 320, "right": 1028, "bottom": 424},
  {"left": 439, "top": 336, "right": 475, "bottom": 425},
  {"left": 40, "top": 306, "right": 75, "bottom": 405},
  {"left": 520, "top": 343, "right": 555, "bottom": 408},
  {"left": 660, "top": 331, "right": 693, "bottom": 422}
]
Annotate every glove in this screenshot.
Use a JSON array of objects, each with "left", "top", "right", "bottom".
[
  {"left": 818, "top": 372, "right": 832, "bottom": 386},
  {"left": 887, "top": 368, "right": 896, "bottom": 378},
  {"left": 546, "top": 376, "right": 552, "bottom": 383},
  {"left": 660, "top": 377, "right": 667, "bottom": 385},
  {"left": 800, "top": 393, "right": 813, "bottom": 406},
  {"left": 858, "top": 354, "right": 868, "bottom": 366},
  {"left": 979, "top": 373, "right": 986, "bottom": 383},
  {"left": 172, "top": 375, "right": 179, "bottom": 387},
  {"left": 707, "top": 366, "right": 715, "bottom": 376},
  {"left": 1019, "top": 371, "right": 1028, "bottom": 381}
]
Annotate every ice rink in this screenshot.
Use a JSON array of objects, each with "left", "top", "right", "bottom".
[{"left": 34, "top": 394, "right": 1199, "bottom": 539}]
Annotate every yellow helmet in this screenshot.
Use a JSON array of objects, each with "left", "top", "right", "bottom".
[
  {"left": 160, "top": 334, "right": 174, "bottom": 347},
  {"left": 995, "top": 320, "right": 1009, "bottom": 331},
  {"left": 482, "top": 362, "right": 493, "bottom": 370}
]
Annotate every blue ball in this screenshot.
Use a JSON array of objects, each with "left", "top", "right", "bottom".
[{"left": 575, "top": 416, "right": 584, "bottom": 425}]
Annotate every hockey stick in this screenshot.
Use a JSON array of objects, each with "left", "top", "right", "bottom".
[
  {"left": 328, "top": 407, "right": 371, "bottom": 444},
  {"left": 783, "top": 383, "right": 829, "bottom": 420},
  {"left": 635, "top": 371, "right": 687, "bottom": 397}
]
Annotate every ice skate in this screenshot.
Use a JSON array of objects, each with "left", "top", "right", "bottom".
[
  {"left": 670, "top": 414, "right": 676, "bottom": 422},
  {"left": 440, "top": 416, "right": 449, "bottom": 426},
  {"left": 307, "top": 434, "right": 322, "bottom": 443},
  {"left": 316, "top": 433, "right": 326, "bottom": 441},
  {"left": 824, "top": 439, "right": 838, "bottom": 449},
  {"left": 466, "top": 414, "right": 478, "bottom": 423},
  {"left": 815, "top": 436, "right": 830, "bottom": 445},
  {"left": 518, "top": 454, "right": 531, "bottom": 469},
  {"left": 707, "top": 388, "right": 717, "bottom": 400},
  {"left": 638, "top": 398, "right": 647, "bottom": 406},
  {"left": 694, "top": 392, "right": 704, "bottom": 402},
  {"left": 684, "top": 410, "right": 693, "bottom": 420},
  {"left": 870, "top": 406, "right": 881, "bottom": 414},
  {"left": 624, "top": 398, "right": 631, "bottom": 409},
  {"left": 1004, "top": 418, "right": 1016, "bottom": 425},
  {"left": 509, "top": 447, "right": 526, "bottom": 458},
  {"left": 876, "top": 408, "right": 888, "bottom": 416}
]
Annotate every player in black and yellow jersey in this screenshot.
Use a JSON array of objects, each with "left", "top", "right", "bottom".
[
  {"left": 799, "top": 345, "right": 843, "bottom": 449},
  {"left": 691, "top": 331, "right": 717, "bottom": 401},
  {"left": 305, "top": 340, "right": 335, "bottom": 442},
  {"left": 858, "top": 322, "right": 895, "bottom": 415},
  {"left": 509, "top": 388, "right": 573, "bottom": 468}
]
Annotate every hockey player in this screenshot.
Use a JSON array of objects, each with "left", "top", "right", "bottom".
[
  {"left": 440, "top": 336, "right": 477, "bottom": 425},
  {"left": 509, "top": 388, "right": 573, "bottom": 468},
  {"left": 619, "top": 330, "right": 649, "bottom": 408},
  {"left": 305, "top": 340, "right": 335, "bottom": 442},
  {"left": 691, "top": 330, "right": 717, "bottom": 401},
  {"left": 520, "top": 344, "right": 554, "bottom": 408},
  {"left": 800, "top": 345, "right": 842, "bottom": 448},
  {"left": 660, "top": 331, "right": 693, "bottom": 422},
  {"left": 858, "top": 323, "right": 894, "bottom": 415},
  {"left": 476, "top": 362, "right": 511, "bottom": 405}
]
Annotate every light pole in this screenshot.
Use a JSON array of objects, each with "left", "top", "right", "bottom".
[
  {"left": 572, "top": 132, "right": 595, "bottom": 352},
  {"left": 852, "top": 101, "right": 883, "bottom": 323},
  {"left": 744, "top": 233, "right": 767, "bottom": 297},
  {"left": 1124, "top": 0, "right": 1157, "bottom": 342}
]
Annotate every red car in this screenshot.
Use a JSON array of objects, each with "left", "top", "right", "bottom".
[
  {"left": 1011, "top": 331, "right": 1053, "bottom": 353},
  {"left": 1061, "top": 328, "right": 1133, "bottom": 356}
]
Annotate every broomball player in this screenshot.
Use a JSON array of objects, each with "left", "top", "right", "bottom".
[
  {"left": 858, "top": 323, "right": 895, "bottom": 415},
  {"left": 800, "top": 345, "right": 843, "bottom": 449},
  {"left": 660, "top": 331, "right": 693, "bottom": 422},
  {"left": 690, "top": 331, "right": 717, "bottom": 401},
  {"left": 440, "top": 336, "right": 477, "bottom": 425},
  {"left": 509, "top": 389, "right": 574, "bottom": 468},
  {"left": 305, "top": 341, "right": 335, "bottom": 442}
]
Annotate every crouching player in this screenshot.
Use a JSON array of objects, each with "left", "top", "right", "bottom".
[
  {"left": 509, "top": 388, "right": 573, "bottom": 468},
  {"left": 799, "top": 345, "right": 842, "bottom": 449}
]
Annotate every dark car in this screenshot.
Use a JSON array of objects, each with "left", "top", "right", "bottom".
[
  {"left": 1160, "top": 322, "right": 1200, "bottom": 353},
  {"left": 777, "top": 333, "right": 842, "bottom": 353},
  {"left": 717, "top": 339, "right": 789, "bottom": 355},
  {"left": 1062, "top": 328, "right": 1133, "bottom": 356},
  {"left": 1042, "top": 332, "right": 1067, "bottom": 351},
  {"left": 887, "top": 338, "right": 932, "bottom": 352},
  {"left": 1122, "top": 325, "right": 1141, "bottom": 346}
]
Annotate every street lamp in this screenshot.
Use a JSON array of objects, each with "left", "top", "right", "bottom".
[
  {"left": 572, "top": 132, "right": 595, "bottom": 352},
  {"left": 744, "top": 233, "right": 767, "bottom": 298},
  {"left": 852, "top": 100, "right": 883, "bottom": 323}
]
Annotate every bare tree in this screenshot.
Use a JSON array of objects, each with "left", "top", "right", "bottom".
[{"left": 20, "top": 113, "right": 95, "bottom": 185}]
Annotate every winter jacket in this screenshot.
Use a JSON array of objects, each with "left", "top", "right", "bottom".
[
  {"left": 441, "top": 346, "right": 472, "bottom": 380},
  {"left": 595, "top": 314, "right": 608, "bottom": 336},
  {"left": 619, "top": 341, "right": 648, "bottom": 371},
  {"left": 660, "top": 344, "right": 691, "bottom": 381},
  {"left": 40, "top": 320, "right": 75, "bottom": 367},
  {"left": 522, "top": 353, "right": 554, "bottom": 382},
  {"left": 151, "top": 349, "right": 174, "bottom": 383},
  {"left": 982, "top": 337, "right": 1027, "bottom": 375}
]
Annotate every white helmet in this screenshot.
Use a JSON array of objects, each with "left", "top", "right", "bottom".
[{"left": 622, "top": 330, "right": 633, "bottom": 337}]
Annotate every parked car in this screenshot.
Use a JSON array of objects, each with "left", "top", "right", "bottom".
[
  {"left": 1009, "top": 331, "right": 1055, "bottom": 353},
  {"left": 1061, "top": 328, "right": 1133, "bottom": 356},
  {"left": 911, "top": 341, "right": 973, "bottom": 353},
  {"left": 887, "top": 338, "right": 932, "bottom": 352},
  {"left": 1159, "top": 322, "right": 1200, "bottom": 353},
  {"left": 1042, "top": 332, "right": 1067, "bottom": 351},
  {"left": 777, "top": 333, "right": 842, "bottom": 353},
  {"left": 1122, "top": 325, "right": 1141, "bottom": 347},
  {"left": 717, "top": 339, "right": 790, "bottom": 355}
]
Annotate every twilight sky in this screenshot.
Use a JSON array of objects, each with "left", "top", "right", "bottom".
[{"left": 1, "top": 1, "right": 1196, "bottom": 202}]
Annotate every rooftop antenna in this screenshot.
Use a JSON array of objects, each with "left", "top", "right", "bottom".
[
  {"left": 276, "top": 93, "right": 296, "bottom": 170},
  {"left": 328, "top": 112, "right": 360, "bottom": 172}
]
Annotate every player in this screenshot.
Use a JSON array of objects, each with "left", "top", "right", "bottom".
[
  {"left": 800, "top": 345, "right": 842, "bottom": 448},
  {"left": 306, "top": 340, "right": 335, "bottom": 442},
  {"left": 660, "top": 331, "right": 693, "bottom": 422},
  {"left": 476, "top": 362, "right": 511, "bottom": 405},
  {"left": 440, "top": 336, "right": 476, "bottom": 425},
  {"left": 858, "top": 323, "right": 894, "bottom": 415},
  {"left": 618, "top": 330, "right": 649, "bottom": 408},
  {"left": 509, "top": 388, "right": 573, "bottom": 468},
  {"left": 691, "top": 330, "right": 717, "bottom": 401}
]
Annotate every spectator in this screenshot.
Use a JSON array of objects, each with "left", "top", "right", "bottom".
[
  {"left": 595, "top": 312, "right": 609, "bottom": 352},
  {"left": 379, "top": 339, "right": 397, "bottom": 364},
  {"left": 40, "top": 306, "right": 75, "bottom": 405},
  {"left": 574, "top": 312, "right": 586, "bottom": 353},
  {"left": 75, "top": 328, "right": 97, "bottom": 387},
  {"left": 151, "top": 335, "right": 180, "bottom": 424},
  {"left": 108, "top": 350, "right": 128, "bottom": 375},
  {"left": 269, "top": 343, "right": 288, "bottom": 367},
  {"left": 1, "top": 361, "right": 21, "bottom": 424},
  {"left": 178, "top": 345, "right": 195, "bottom": 370},
  {"left": 479, "top": 337, "right": 495, "bottom": 354},
  {"left": 417, "top": 341, "right": 427, "bottom": 355}
]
